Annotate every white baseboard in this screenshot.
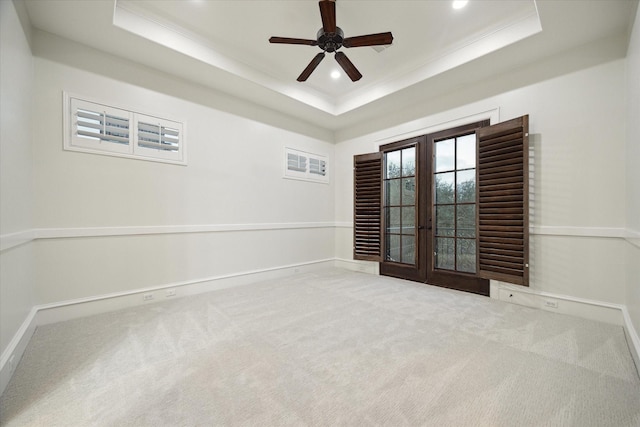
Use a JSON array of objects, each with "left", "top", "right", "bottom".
[
  {"left": 0, "top": 258, "right": 334, "bottom": 396},
  {"left": 334, "top": 258, "right": 379, "bottom": 275},
  {"left": 622, "top": 307, "right": 640, "bottom": 377},
  {"left": 35, "top": 259, "right": 336, "bottom": 325},
  {"left": 490, "top": 281, "right": 624, "bottom": 325},
  {"left": 0, "top": 307, "right": 37, "bottom": 396},
  {"left": 490, "top": 282, "right": 640, "bottom": 377}
]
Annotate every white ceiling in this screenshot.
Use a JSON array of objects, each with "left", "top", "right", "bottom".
[{"left": 22, "top": 0, "right": 638, "bottom": 135}]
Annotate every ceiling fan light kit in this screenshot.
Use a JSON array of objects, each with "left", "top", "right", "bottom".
[{"left": 269, "top": 0, "right": 393, "bottom": 82}]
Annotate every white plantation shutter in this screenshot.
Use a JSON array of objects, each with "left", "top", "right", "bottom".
[
  {"left": 76, "top": 110, "right": 129, "bottom": 144},
  {"left": 137, "top": 122, "right": 179, "bottom": 151},
  {"left": 309, "top": 157, "right": 326, "bottom": 176},
  {"left": 70, "top": 98, "right": 131, "bottom": 154},
  {"left": 287, "top": 152, "right": 307, "bottom": 172},
  {"left": 135, "top": 114, "right": 183, "bottom": 162},
  {"left": 284, "top": 148, "right": 329, "bottom": 183},
  {"left": 64, "top": 93, "right": 186, "bottom": 165}
]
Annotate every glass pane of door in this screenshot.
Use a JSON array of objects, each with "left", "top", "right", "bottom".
[
  {"left": 433, "top": 133, "right": 478, "bottom": 273},
  {"left": 383, "top": 146, "right": 416, "bottom": 265}
]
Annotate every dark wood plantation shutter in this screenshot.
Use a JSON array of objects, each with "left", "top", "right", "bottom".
[
  {"left": 477, "top": 115, "right": 529, "bottom": 286},
  {"left": 353, "top": 152, "right": 383, "bottom": 261}
]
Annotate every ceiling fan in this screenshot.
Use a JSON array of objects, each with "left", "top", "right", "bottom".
[{"left": 269, "top": 0, "right": 393, "bottom": 82}]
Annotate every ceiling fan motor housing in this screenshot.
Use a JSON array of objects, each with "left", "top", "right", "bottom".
[
  {"left": 269, "top": 0, "right": 393, "bottom": 82},
  {"left": 317, "top": 27, "right": 344, "bottom": 52}
]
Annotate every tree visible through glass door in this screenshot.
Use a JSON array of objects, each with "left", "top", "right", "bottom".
[
  {"left": 434, "top": 133, "right": 477, "bottom": 274},
  {"left": 384, "top": 146, "right": 416, "bottom": 264}
]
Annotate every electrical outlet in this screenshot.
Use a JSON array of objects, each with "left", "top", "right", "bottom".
[
  {"left": 544, "top": 299, "right": 558, "bottom": 309},
  {"left": 143, "top": 293, "right": 154, "bottom": 301},
  {"left": 165, "top": 289, "right": 176, "bottom": 298}
]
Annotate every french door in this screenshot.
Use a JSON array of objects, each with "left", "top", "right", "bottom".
[
  {"left": 377, "top": 122, "right": 489, "bottom": 294},
  {"left": 378, "top": 137, "right": 426, "bottom": 282},
  {"left": 355, "top": 117, "right": 528, "bottom": 295},
  {"left": 425, "top": 123, "right": 490, "bottom": 295}
]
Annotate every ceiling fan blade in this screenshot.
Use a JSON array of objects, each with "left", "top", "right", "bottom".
[
  {"left": 343, "top": 32, "right": 394, "bottom": 48},
  {"left": 335, "top": 51, "right": 362, "bottom": 82},
  {"left": 319, "top": 0, "right": 336, "bottom": 34},
  {"left": 298, "top": 52, "right": 326, "bottom": 82},
  {"left": 269, "top": 37, "right": 318, "bottom": 46}
]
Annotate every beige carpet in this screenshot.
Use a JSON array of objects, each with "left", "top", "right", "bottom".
[{"left": 1, "top": 268, "right": 639, "bottom": 426}]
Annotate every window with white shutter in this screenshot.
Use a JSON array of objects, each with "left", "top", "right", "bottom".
[
  {"left": 70, "top": 98, "right": 131, "bottom": 154},
  {"left": 64, "top": 93, "right": 186, "bottom": 165},
  {"left": 284, "top": 148, "right": 329, "bottom": 183},
  {"left": 309, "top": 157, "right": 327, "bottom": 177},
  {"left": 287, "top": 152, "right": 308, "bottom": 172},
  {"left": 134, "top": 114, "right": 183, "bottom": 162}
]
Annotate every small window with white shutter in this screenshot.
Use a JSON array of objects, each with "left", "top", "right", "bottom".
[
  {"left": 134, "top": 114, "right": 183, "bottom": 162},
  {"left": 287, "top": 151, "right": 308, "bottom": 172},
  {"left": 309, "top": 157, "right": 327, "bottom": 176},
  {"left": 70, "top": 98, "right": 131, "bottom": 154},
  {"left": 284, "top": 148, "right": 328, "bottom": 183},
  {"left": 64, "top": 92, "right": 186, "bottom": 165}
]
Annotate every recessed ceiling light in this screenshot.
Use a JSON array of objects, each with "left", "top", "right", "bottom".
[
  {"left": 331, "top": 70, "right": 341, "bottom": 79},
  {"left": 452, "top": 0, "right": 468, "bottom": 10}
]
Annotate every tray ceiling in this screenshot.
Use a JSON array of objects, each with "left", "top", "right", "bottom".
[{"left": 22, "top": 0, "right": 637, "bottom": 133}]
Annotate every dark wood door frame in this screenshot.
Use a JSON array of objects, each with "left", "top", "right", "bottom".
[{"left": 379, "top": 121, "right": 490, "bottom": 296}]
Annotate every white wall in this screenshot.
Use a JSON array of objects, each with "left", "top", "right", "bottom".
[
  {"left": 28, "top": 35, "right": 335, "bottom": 305},
  {"left": 335, "top": 59, "right": 628, "bottom": 305},
  {"left": 0, "top": 0, "right": 35, "bottom": 373},
  {"left": 625, "top": 5, "right": 640, "bottom": 340}
]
